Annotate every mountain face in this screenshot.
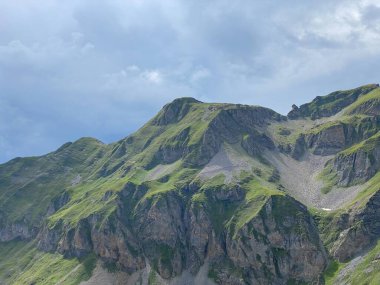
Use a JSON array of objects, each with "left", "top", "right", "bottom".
[{"left": 0, "top": 84, "right": 380, "bottom": 285}]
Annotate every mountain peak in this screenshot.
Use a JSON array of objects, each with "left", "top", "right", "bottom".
[
  {"left": 170, "top": 97, "right": 202, "bottom": 105},
  {"left": 152, "top": 97, "right": 202, "bottom": 125},
  {"left": 288, "top": 83, "right": 379, "bottom": 120}
]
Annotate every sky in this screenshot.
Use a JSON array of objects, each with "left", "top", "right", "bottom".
[{"left": 1, "top": 0, "right": 380, "bottom": 163}]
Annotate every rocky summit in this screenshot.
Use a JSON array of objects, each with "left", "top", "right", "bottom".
[{"left": 1, "top": 84, "right": 380, "bottom": 285}]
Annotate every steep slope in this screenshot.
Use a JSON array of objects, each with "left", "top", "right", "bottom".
[
  {"left": 0, "top": 138, "right": 108, "bottom": 241},
  {"left": 0, "top": 84, "right": 379, "bottom": 284}
]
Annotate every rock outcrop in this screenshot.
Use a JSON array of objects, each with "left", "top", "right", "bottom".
[
  {"left": 331, "top": 190, "right": 380, "bottom": 262},
  {"left": 290, "top": 116, "right": 380, "bottom": 159},
  {"left": 330, "top": 145, "right": 380, "bottom": 186}
]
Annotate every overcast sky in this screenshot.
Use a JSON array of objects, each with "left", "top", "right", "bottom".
[{"left": 1, "top": 0, "right": 380, "bottom": 163}]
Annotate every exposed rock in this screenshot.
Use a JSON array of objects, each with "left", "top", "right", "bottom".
[
  {"left": 36, "top": 184, "right": 327, "bottom": 284},
  {"left": 291, "top": 135, "right": 307, "bottom": 159},
  {"left": 214, "top": 196, "right": 328, "bottom": 284},
  {"left": 348, "top": 98, "right": 380, "bottom": 116},
  {"left": 292, "top": 116, "right": 380, "bottom": 159},
  {"left": 331, "top": 190, "right": 380, "bottom": 262},
  {"left": 149, "top": 105, "right": 285, "bottom": 168},
  {"left": 0, "top": 221, "right": 36, "bottom": 242},
  {"left": 329, "top": 144, "right": 380, "bottom": 186},
  {"left": 46, "top": 191, "right": 71, "bottom": 216},
  {"left": 241, "top": 132, "right": 275, "bottom": 157}
]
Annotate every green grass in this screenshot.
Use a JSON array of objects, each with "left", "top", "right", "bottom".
[
  {"left": 292, "top": 84, "right": 378, "bottom": 119},
  {"left": 313, "top": 172, "right": 380, "bottom": 250},
  {"left": 323, "top": 240, "right": 380, "bottom": 285},
  {"left": 344, "top": 87, "right": 380, "bottom": 115},
  {"left": 344, "top": 240, "right": 380, "bottom": 284},
  {"left": 346, "top": 172, "right": 380, "bottom": 209},
  {"left": 323, "top": 260, "right": 346, "bottom": 285},
  {"left": 48, "top": 157, "right": 197, "bottom": 229},
  {"left": 141, "top": 166, "right": 198, "bottom": 201},
  {"left": 148, "top": 269, "right": 159, "bottom": 285},
  {"left": 305, "top": 114, "right": 372, "bottom": 136},
  {"left": 126, "top": 102, "right": 225, "bottom": 168},
  {"left": 226, "top": 176, "right": 284, "bottom": 236},
  {"left": 267, "top": 121, "right": 306, "bottom": 146},
  {"left": 192, "top": 177, "right": 239, "bottom": 234},
  {"left": 317, "top": 164, "right": 339, "bottom": 194},
  {"left": 339, "top": 131, "right": 380, "bottom": 156},
  {"left": 0, "top": 240, "right": 96, "bottom": 285},
  {"left": 311, "top": 208, "right": 344, "bottom": 250},
  {"left": 47, "top": 175, "right": 125, "bottom": 228},
  {"left": 0, "top": 100, "right": 232, "bottom": 230},
  {"left": 0, "top": 137, "right": 108, "bottom": 225}
]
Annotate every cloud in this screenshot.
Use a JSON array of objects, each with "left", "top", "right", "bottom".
[
  {"left": 1, "top": 0, "right": 380, "bottom": 162},
  {"left": 191, "top": 67, "right": 211, "bottom": 83},
  {"left": 142, "top": 70, "right": 163, "bottom": 84}
]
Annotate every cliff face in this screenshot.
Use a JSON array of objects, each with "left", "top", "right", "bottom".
[
  {"left": 290, "top": 115, "right": 380, "bottom": 159},
  {"left": 147, "top": 103, "right": 284, "bottom": 168},
  {"left": 1, "top": 84, "right": 380, "bottom": 284},
  {"left": 36, "top": 184, "right": 327, "bottom": 284},
  {"left": 329, "top": 137, "right": 380, "bottom": 186},
  {"left": 331, "top": 189, "right": 380, "bottom": 262}
]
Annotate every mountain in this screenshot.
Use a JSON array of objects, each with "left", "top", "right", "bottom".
[{"left": 0, "top": 84, "right": 380, "bottom": 285}]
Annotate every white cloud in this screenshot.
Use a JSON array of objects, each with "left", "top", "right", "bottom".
[{"left": 142, "top": 70, "right": 163, "bottom": 84}]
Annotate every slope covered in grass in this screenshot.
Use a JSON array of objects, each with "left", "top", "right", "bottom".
[
  {"left": 0, "top": 138, "right": 107, "bottom": 226},
  {"left": 0, "top": 241, "right": 95, "bottom": 285}
]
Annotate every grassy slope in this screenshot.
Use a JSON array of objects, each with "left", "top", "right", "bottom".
[
  {"left": 324, "top": 240, "right": 380, "bottom": 285},
  {"left": 339, "top": 131, "right": 380, "bottom": 156},
  {"left": 317, "top": 131, "right": 380, "bottom": 193},
  {"left": 343, "top": 240, "right": 380, "bottom": 284},
  {"left": 0, "top": 241, "right": 95, "bottom": 285},
  {"left": 0, "top": 101, "right": 222, "bottom": 228},
  {"left": 0, "top": 138, "right": 107, "bottom": 225},
  {"left": 313, "top": 172, "right": 380, "bottom": 283},
  {"left": 290, "top": 84, "right": 378, "bottom": 119},
  {"left": 314, "top": 173, "right": 380, "bottom": 248},
  {"left": 47, "top": 101, "right": 282, "bottom": 229},
  {"left": 344, "top": 87, "right": 380, "bottom": 115},
  {"left": 227, "top": 179, "right": 283, "bottom": 236},
  {"left": 122, "top": 102, "right": 224, "bottom": 168},
  {"left": 293, "top": 87, "right": 380, "bottom": 283},
  {"left": 305, "top": 90, "right": 380, "bottom": 191}
]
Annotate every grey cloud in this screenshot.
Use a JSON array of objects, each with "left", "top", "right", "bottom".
[{"left": 1, "top": 0, "right": 380, "bottom": 162}]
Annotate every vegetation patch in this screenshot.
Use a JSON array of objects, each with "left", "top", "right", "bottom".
[
  {"left": 344, "top": 87, "right": 380, "bottom": 115},
  {"left": 339, "top": 131, "right": 380, "bottom": 157},
  {"left": 346, "top": 172, "right": 380, "bottom": 209},
  {"left": 311, "top": 207, "right": 346, "bottom": 250},
  {"left": 0, "top": 240, "right": 96, "bottom": 285},
  {"left": 318, "top": 164, "right": 339, "bottom": 194},
  {"left": 226, "top": 176, "right": 284, "bottom": 236},
  {"left": 323, "top": 240, "right": 380, "bottom": 285}
]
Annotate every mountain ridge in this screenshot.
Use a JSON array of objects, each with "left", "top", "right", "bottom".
[{"left": 0, "top": 84, "right": 380, "bottom": 284}]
